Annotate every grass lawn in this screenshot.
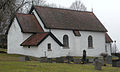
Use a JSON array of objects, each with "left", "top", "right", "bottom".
[
  {"left": 0, "top": 49, "right": 120, "bottom": 72},
  {"left": 0, "top": 61, "right": 120, "bottom": 72}
]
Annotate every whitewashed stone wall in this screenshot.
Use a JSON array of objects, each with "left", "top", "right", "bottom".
[
  {"left": 7, "top": 18, "right": 69, "bottom": 58},
  {"left": 7, "top": 9, "right": 110, "bottom": 57},
  {"left": 51, "top": 29, "right": 106, "bottom": 57}
]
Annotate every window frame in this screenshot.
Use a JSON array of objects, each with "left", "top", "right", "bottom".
[
  {"left": 48, "top": 43, "right": 52, "bottom": 51},
  {"left": 63, "top": 35, "right": 69, "bottom": 48},
  {"left": 88, "top": 35, "right": 93, "bottom": 48}
]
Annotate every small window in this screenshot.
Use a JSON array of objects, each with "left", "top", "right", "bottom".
[
  {"left": 88, "top": 35, "right": 93, "bottom": 48},
  {"left": 48, "top": 43, "right": 52, "bottom": 51},
  {"left": 63, "top": 35, "right": 69, "bottom": 48}
]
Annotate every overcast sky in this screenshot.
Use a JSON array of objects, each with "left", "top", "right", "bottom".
[{"left": 46, "top": 0, "right": 120, "bottom": 50}]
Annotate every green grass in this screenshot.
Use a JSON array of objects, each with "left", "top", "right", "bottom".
[
  {"left": 0, "top": 61, "right": 120, "bottom": 72},
  {"left": 0, "top": 49, "right": 120, "bottom": 72},
  {"left": 0, "top": 48, "right": 7, "bottom": 52},
  {"left": 0, "top": 53, "right": 24, "bottom": 61}
]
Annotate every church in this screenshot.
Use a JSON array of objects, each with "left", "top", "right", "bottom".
[{"left": 6, "top": 6, "right": 113, "bottom": 58}]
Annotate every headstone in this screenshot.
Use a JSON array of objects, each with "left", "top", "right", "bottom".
[
  {"left": 40, "top": 57, "right": 48, "bottom": 63},
  {"left": 93, "top": 58, "right": 102, "bottom": 70},
  {"left": 66, "top": 56, "right": 71, "bottom": 64},
  {"left": 25, "top": 56, "right": 30, "bottom": 61},
  {"left": 66, "top": 56, "right": 73, "bottom": 64},
  {"left": 112, "top": 59, "right": 120, "bottom": 67},
  {"left": 106, "top": 56, "right": 112, "bottom": 64},
  {"left": 88, "top": 58, "right": 94, "bottom": 63},
  {"left": 56, "top": 57, "right": 64, "bottom": 63},
  {"left": 74, "top": 58, "right": 81, "bottom": 64},
  {"left": 19, "top": 57, "right": 25, "bottom": 62},
  {"left": 98, "top": 59, "right": 104, "bottom": 66},
  {"left": 47, "top": 58, "right": 52, "bottom": 63}
]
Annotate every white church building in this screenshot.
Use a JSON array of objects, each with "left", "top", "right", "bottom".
[{"left": 6, "top": 6, "right": 113, "bottom": 58}]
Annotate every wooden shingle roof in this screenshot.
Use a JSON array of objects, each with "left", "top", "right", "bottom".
[
  {"left": 21, "top": 32, "right": 63, "bottom": 46},
  {"left": 16, "top": 13, "right": 44, "bottom": 33},
  {"left": 33, "top": 6, "right": 107, "bottom": 32}
]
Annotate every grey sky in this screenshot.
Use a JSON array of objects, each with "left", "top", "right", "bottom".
[{"left": 46, "top": 0, "right": 120, "bottom": 50}]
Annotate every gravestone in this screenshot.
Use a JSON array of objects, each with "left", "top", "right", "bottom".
[
  {"left": 93, "top": 58, "right": 102, "bottom": 70},
  {"left": 56, "top": 57, "right": 64, "bottom": 63},
  {"left": 88, "top": 58, "right": 94, "bottom": 63},
  {"left": 40, "top": 57, "right": 48, "bottom": 63},
  {"left": 66, "top": 56, "right": 73, "bottom": 64},
  {"left": 112, "top": 53, "right": 120, "bottom": 67},
  {"left": 25, "top": 56, "right": 30, "bottom": 61},
  {"left": 19, "top": 57, "right": 25, "bottom": 62},
  {"left": 47, "top": 58, "right": 52, "bottom": 63},
  {"left": 106, "top": 56, "right": 112, "bottom": 64},
  {"left": 112, "top": 59, "right": 120, "bottom": 67},
  {"left": 74, "top": 58, "right": 81, "bottom": 64},
  {"left": 99, "top": 59, "right": 104, "bottom": 66}
]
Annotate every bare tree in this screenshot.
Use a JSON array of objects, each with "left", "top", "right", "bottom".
[
  {"left": 0, "top": 0, "right": 59, "bottom": 34},
  {"left": 46, "top": 3, "right": 57, "bottom": 8},
  {"left": 32, "top": 0, "right": 46, "bottom": 6},
  {"left": 0, "top": 0, "right": 46, "bottom": 33},
  {"left": 0, "top": 0, "right": 17, "bottom": 48},
  {"left": 70, "top": 0, "right": 87, "bottom": 11},
  {"left": 0, "top": 0, "right": 16, "bottom": 33},
  {"left": 18, "top": 0, "right": 47, "bottom": 13},
  {"left": 0, "top": 0, "right": 47, "bottom": 48}
]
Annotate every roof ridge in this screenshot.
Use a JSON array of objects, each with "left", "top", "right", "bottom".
[
  {"left": 34, "top": 5, "right": 92, "bottom": 13},
  {"left": 16, "top": 13, "right": 33, "bottom": 15},
  {"left": 36, "top": 32, "right": 50, "bottom": 33}
]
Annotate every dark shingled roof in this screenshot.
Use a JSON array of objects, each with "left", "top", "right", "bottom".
[
  {"left": 21, "top": 32, "right": 63, "bottom": 46},
  {"left": 105, "top": 33, "right": 113, "bottom": 43},
  {"left": 16, "top": 13, "right": 44, "bottom": 33},
  {"left": 33, "top": 6, "right": 107, "bottom": 32}
]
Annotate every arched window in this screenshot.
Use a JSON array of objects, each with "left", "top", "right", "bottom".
[
  {"left": 88, "top": 35, "right": 93, "bottom": 48},
  {"left": 63, "top": 35, "right": 69, "bottom": 47}
]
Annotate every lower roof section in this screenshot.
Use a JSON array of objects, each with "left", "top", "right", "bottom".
[
  {"left": 21, "top": 32, "right": 63, "bottom": 46},
  {"left": 105, "top": 33, "right": 113, "bottom": 43}
]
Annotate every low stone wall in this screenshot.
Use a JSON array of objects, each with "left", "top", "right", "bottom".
[
  {"left": 40, "top": 57, "right": 65, "bottom": 63},
  {"left": 40, "top": 57, "right": 48, "bottom": 63},
  {"left": 23, "top": 56, "right": 104, "bottom": 64},
  {"left": 73, "top": 58, "right": 82, "bottom": 64},
  {"left": 39, "top": 56, "right": 84, "bottom": 64}
]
